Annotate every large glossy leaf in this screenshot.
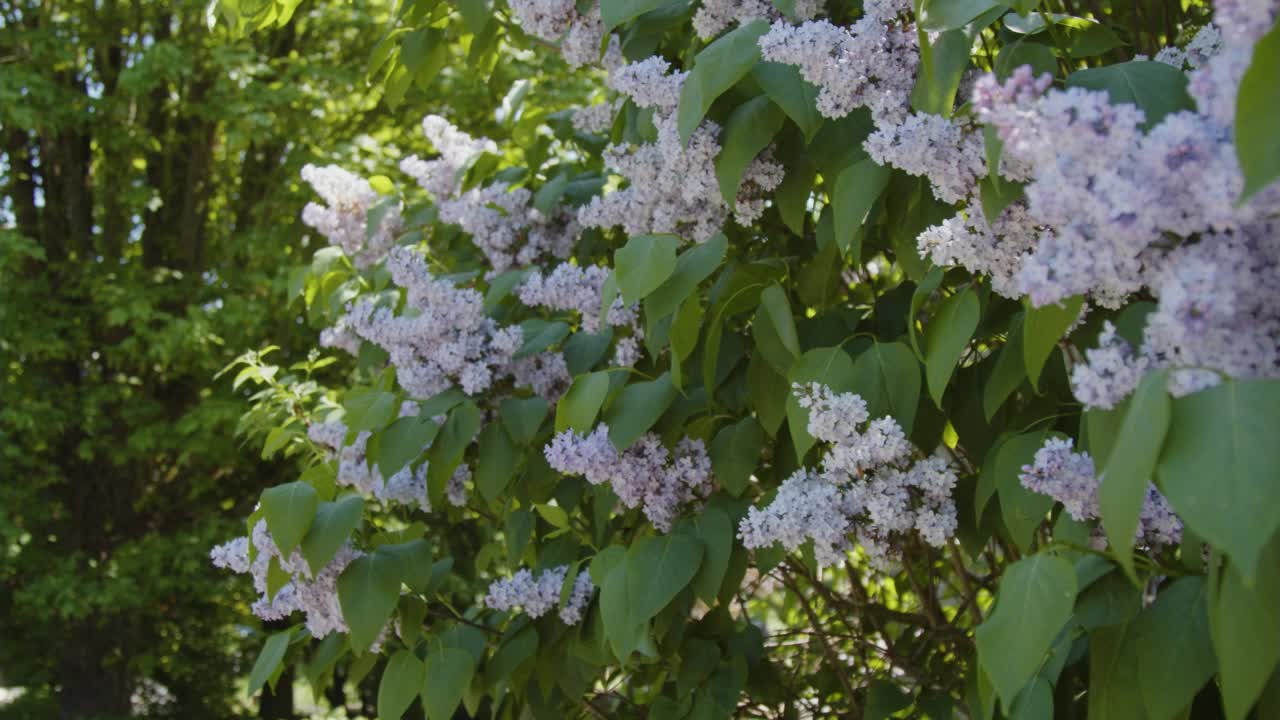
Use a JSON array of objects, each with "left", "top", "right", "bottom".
[
  {"left": 1135, "top": 577, "right": 1215, "bottom": 719},
  {"left": 645, "top": 234, "right": 728, "bottom": 320},
  {"left": 1237, "top": 22, "right": 1280, "bottom": 200},
  {"left": 378, "top": 650, "right": 426, "bottom": 720},
  {"left": 260, "top": 481, "right": 319, "bottom": 556},
  {"left": 625, "top": 533, "right": 705, "bottom": 622},
  {"left": 924, "top": 287, "right": 979, "bottom": 408},
  {"left": 990, "top": 432, "right": 1059, "bottom": 550},
  {"left": 300, "top": 495, "right": 365, "bottom": 574},
  {"left": 555, "top": 371, "right": 611, "bottom": 433},
  {"left": 678, "top": 21, "right": 769, "bottom": 144},
  {"left": 1066, "top": 61, "right": 1194, "bottom": 129},
  {"left": 1210, "top": 554, "right": 1280, "bottom": 720},
  {"left": 752, "top": 284, "right": 800, "bottom": 375},
  {"left": 975, "top": 553, "right": 1077, "bottom": 709},
  {"left": 1098, "top": 370, "right": 1169, "bottom": 581},
  {"left": 1088, "top": 621, "right": 1146, "bottom": 719},
  {"left": 475, "top": 422, "right": 518, "bottom": 502},
  {"left": 832, "top": 158, "right": 890, "bottom": 261},
  {"left": 375, "top": 415, "right": 439, "bottom": 480},
  {"left": 851, "top": 341, "right": 921, "bottom": 434},
  {"left": 710, "top": 417, "right": 764, "bottom": 496},
  {"left": 919, "top": 0, "right": 1006, "bottom": 31},
  {"left": 604, "top": 372, "right": 677, "bottom": 449},
  {"left": 752, "top": 62, "right": 823, "bottom": 140},
  {"left": 683, "top": 507, "right": 733, "bottom": 604},
  {"left": 500, "top": 396, "right": 548, "bottom": 445},
  {"left": 422, "top": 648, "right": 475, "bottom": 720},
  {"left": 246, "top": 629, "right": 293, "bottom": 697},
  {"left": 912, "top": 29, "right": 970, "bottom": 116},
  {"left": 337, "top": 552, "right": 403, "bottom": 652},
  {"left": 615, "top": 234, "right": 680, "bottom": 304},
  {"left": 1022, "top": 295, "right": 1082, "bottom": 390},
  {"left": 426, "top": 401, "right": 481, "bottom": 509},
  {"left": 716, "top": 96, "right": 786, "bottom": 206},
  {"left": 601, "top": 0, "right": 670, "bottom": 31},
  {"left": 1157, "top": 379, "right": 1280, "bottom": 579}
]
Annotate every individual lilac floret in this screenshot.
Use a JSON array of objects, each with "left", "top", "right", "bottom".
[{"left": 544, "top": 425, "right": 714, "bottom": 532}]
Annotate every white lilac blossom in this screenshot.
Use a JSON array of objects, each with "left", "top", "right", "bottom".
[
  {"left": 517, "top": 262, "right": 628, "bottom": 333},
  {"left": 571, "top": 100, "right": 622, "bottom": 135},
  {"left": 400, "top": 115, "right": 498, "bottom": 201},
  {"left": 1212, "top": 0, "right": 1279, "bottom": 44},
  {"left": 544, "top": 425, "right": 714, "bottom": 531},
  {"left": 510, "top": 351, "right": 573, "bottom": 401},
  {"left": 308, "top": 417, "right": 433, "bottom": 511},
  {"left": 485, "top": 565, "right": 593, "bottom": 624},
  {"left": 211, "top": 520, "right": 368, "bottom": 643},
  {"left": 345, "top": 247, "right": 521, "bottom": 397},
  {"left": 559, "top": 7, "right": 624, "bottom": 69},
  {"left": 447, "top": 465, "right": 471, "bottom": 507},
  {"left": 739, "top": 384, "right": 960, "bottom": 568},
  {"left": 1154, "top": 24, "right": 1224, "bottom": 69},
  {"left": 508, "top": 0, "right": 578, "bottom": 43},
  {"left": 300, "top": 164, "right": 403, "bottom": 269},
  {"left": 437, "top": 183, "right": 535, "bottom": 273},
  {"left": 692, "top": 0, "right": 822, "bottom": 40},
  {"left": 1069, "top": 322, "right": 1151, "bottom": 411},
  {"left": 864, "top": 112, "right": 987, "bottom": 204},
  {"left": 757, "top": 18, "right": 919, "bottom": 123},
  {"left": 1020, "top": 437, "right": 1182, "bottom": 547},
  {"left": 916, "top": 200, "right": 1040, "bottom": 299},
  {"left": 582, "top": 59, "right": 785, "bottom": 240},
  {"left": 862, "top": 0, "right": 911, "bottom": 22}
]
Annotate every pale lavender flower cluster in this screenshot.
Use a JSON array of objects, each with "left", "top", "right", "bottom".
[
  {"left": 557, "top": 6, "right": 624, "bottom": 69},
  {"left": 517, "top": 262, "right": 638, "bottom": 334},
  {"left": 916, "top": 200, "right": 1040, "bottom": 299},
  {"left": 739, "top": 384, "right": 960, "bottom": 568},
  {"left": 510, "top": 352, "right": 573, "bottom": 401},
  {"left": 757, "top": 17, "right": 919, "bottom": 123},
  {"left": 211, "top": 520, "right": 367, "bottom": 643},
  {"left": 402, "top": 117, "right": 580, "bottom": 272},
  {"left": 485, "top": 565, "right": 594, "bottom": 624},
  {"left": 1212, "top": 0, "right": 1279, "bottom": 44},
  {"left": 300, "top": 164, "right": 403, "bottom": 269},
  {"left": 307, "top": 413, "right": 433, "bottom": 512},
  {"left": 692, "top": 0, "right": 822, "bottom": 40},
  {"left": 1154, "top": 24, "right": 1224, "bottom": 69},
  {"left": 544, "top": 425, "right": 714, "bottom": 531},
  {"left": 1020, "top": 437, "right": 1182, "bottom": 547},
  {"left": 864, "top": 112, "right": 987, "bottom": 204},
  {"left": 345, "top": 247, "right": 522, "bottom": 397},
  {"left": 571, "top": 99, "right": 622, "bottom": 135},
  {"left": 580, "top": 58, "right": 786, "bottom": 241}
]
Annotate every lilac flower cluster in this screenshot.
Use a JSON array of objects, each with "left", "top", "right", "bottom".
[
  {"left": 691, "top": 0, "right": 822, "bottom": 40},
  {"left": 211, "top": 520, "right": 368, "bottom": 644},
  {"left": 345, "top": 247, "right": 523, "bottom": 397},
  {"left": 739, "top": 384, "right": 959, "bottom": 568},
  {"left": 300, "top": 164, "right": 403, "bottom": 269},
  {"left": 579, "top": 57, "right": 785, "bottom": 241},
  {"left": 1020, "top": 437, "right": 1182, "bottom": 547},
  {"left": 864, "top": 112, "right": 987, "bottom": 205},
  {"left": 757, "top": 17, "right": 919, "bottom": 123},
  {"left": 516, "top": 262, "right": 638, "bottom": 334},
  {"left": 400, "top": 115, "right": 498, "bottom": 201},
  {"left": 484, "top": 566, "right": 594, "bottom": 624},
  {"left": 544, "top": 425, "right": 714, "bottom": 532}
]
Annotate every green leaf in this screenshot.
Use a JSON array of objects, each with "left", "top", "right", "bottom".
[
  {"left": 979, "top": 175, "right": 1025, "bottom": 223},
  {"left": 260, "top": 481, "right": 319, "bottom": 557},
  {"left": 908, "top": 267, "right": 945, "bottom": 358},
  {"left": 786, "top": 346, "right": 857, "bottom": 458},
  {"left": 1087, "top": 621, "right": 1146, "bottom": 720},
  {"left": 918, "top": 0, "right": 1006, "bottom": 31},
  {"left": 710, "top": 417, "right": 764, "bottom": 496},
  {"left": 338, "top": 552, "right": 402, "bottom": 652},
  {"left": 533, "top": 172, "right": 569, "bottom": 216},
  {"left": 615, "top": 234, "right": 680, "bottom": 304},
  {"left": 1066, "top": 22, "right": 1124, "bottom": 58},
  {"left": 344, "top": 389, "right": 399, "bottom": 433},
  {"left": 1135, "top": 577, "right": 1216, "bottom": 720},
  {"left": 600, "top": 561, "right": 649, "bottom": 660},
  {"left": 1211, "top": 552, "right": 1280, "bottom": 719},
  {"left": 300, "top": 496, "right": 365, "bottom": 574},
  {"left": 476, "top": 423, "right": 518, "bottom": 502},
  {"left": 912, "top": 29, "right": 971, "bottom": 116},
  {"left": 832, "top": 158, "right": 890, "bottom": 262},
  {"left": 991, "top": 433, "right": 1059, "bottom": 550},
  {"left": 556, "top": 371, "right": 611, "bottom": 433},
  {"left": 1066, "top": 61, "right": 1194, "bottom": 129},
  {"left": 501, "top": 396, "right": 549, "bottom": 445},
  {"left": 678, "top": 21, "right": 770, "bottom": 144},
  {"left": 601, "top": 0, "right": 670, "bottom": 31},
  {"left": 747, "top": 353, "right": 789, "bottom": 436},
  {"left": 924, "top": 287, "right": 979, "bottom": 408},
  {"left": 752, "top": 62, "right": 824, "bottom": 140},
  {"left": 246, "top": 629, "right": 293, "bottom": 697},
  {"left": 1236, "top": 22, "right": 1280, "bottom": 200},
  {"left": 1022, "top": 295, "right": 1082, "bottom": 390},
  {"left": 375, "top": 415, "right": 439, "bottom": 480},
  {"left": 687, "top": 508, "right": 733, "bottom": 605},
  {"left": 379, "top": 650, "right": 426, "bottom": 720},
  {"left": 865, "top": 680, "right": 912, "bottom": 720},
  {"left": 776, "top": 157, "right": 817, "bottom": 235},
  {"left": 752, "top": 284, "right": 801, "bottom": 375},
  {"left": 851, "top": 341, "right": 921, "bottom": 434},
  {"left": 983, "top": 316, "right": 1026, "bottom": 419},
  {"left": 605, "top": 373, "right": 678, "bottom": 449},
  {"left": 626, "top": 534, "right": 705, "bottom": 623},
  {"left": 975, "top": 553, "right": 1077, "bottom": 709},
  {"left": 1157, "top": 379, "right": 1280, "bottom": 579},
  {"left": 994, "top": 39, "right": 1057, "bottom": 81},
  {"left": 716, "top": 96, "right": 787, "bottom": 207},
  {"left": 422, "top": 648, "right": 476, "bottom": 720},
  {"left": 1098, "top": 370, "right": 1170, "bottom": 581},
  {"left": 645, "top": 234, "right": 728, "bottom": 320},
  {"left": 456, "top": 0, "right": 491, "bottom": 34},
  {"left": 516, "top": 319, "right": 570, "bottom": 358},
  {"left": 1008, "top": 676, "right": 1052, "bottom": 720},
  {"left": 426, "top": 401, "right": 481, "bottom": 509}
]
